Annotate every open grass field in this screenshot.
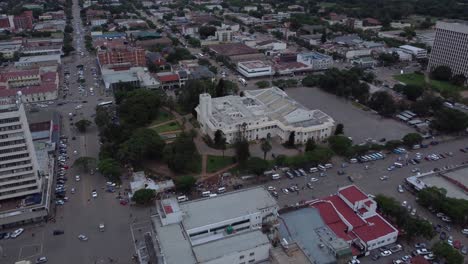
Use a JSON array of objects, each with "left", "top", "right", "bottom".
[
  {"left": 206, "top": 155, "right": 235, "bottom": 173},
  {"left": 394, "top": 73, "right": 464, "bottom": 93},
  {"left": 152, "top": 121, "right": 182, "bottom": 133}
]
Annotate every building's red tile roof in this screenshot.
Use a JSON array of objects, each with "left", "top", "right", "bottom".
[
  {"left": 326, "top": 195, "right": 366, "bottom": 227},
  {"left": 157, "top": 73, "right": 179, "bottom": 82},
  {"left": 0, "top": 69, "right": 39, "bottom": 81},
  {"left": 353, "top": 215, "right": 397, "bottom": 242},
  {"left": 339, "top": 185, "right": 368, "bottom": 205}
]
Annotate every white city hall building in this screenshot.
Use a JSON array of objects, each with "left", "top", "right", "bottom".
[
  {"left": 196, "top": 87, "right": 335, "bottom": 144},
  {"left": 0, "top": 95, "right": 42, "bottom": 201}
]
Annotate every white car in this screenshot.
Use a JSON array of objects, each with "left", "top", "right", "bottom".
[
  {"left": 310, "top": 178, "right": 318, "bottom": 182},
  {"left": 380, "top": 175, "right": 389, "bottom": 181},
  {"left": 11, "top": 228, "right": 24, "bottom": 238},
  {"left": 381, "top": 250, "right": 392, "bottom": 257},
  {"left": 92, "top": 191, "right": 98, "bottom": 198},
  {"left": 75, "top": 175, "right": 80, "bottom": 181},
  {"left": 402, "top": 201, "right": 408, "bottom": 207},
  {"left": 267, "top": 186, "right": 275, "bottom": 191},
  {"left": 462, "top": 229, "right": 468, "bottom": 235},
  {"left": 397, "top": 185, "right": 404, "bottom": 193},
  {"left": 282, "top": 188, "right": 289, "bottom": 194},
  {"left": 78, "top": 234, "right": 88, "bottom": 241}
]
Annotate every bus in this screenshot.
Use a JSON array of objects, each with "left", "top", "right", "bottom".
[{"left": 97, "top": 101, "right": 113, "bottom": 107}]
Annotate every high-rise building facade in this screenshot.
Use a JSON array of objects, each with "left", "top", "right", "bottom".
[
  {"left": 0, "top": 95, "right": 41, "bottom": 201},
  {"left": 428, "top": 21, "right": 468, "bottom": 78}
]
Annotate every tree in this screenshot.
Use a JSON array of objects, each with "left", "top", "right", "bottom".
[
  {"left": 287, "top": 131, "right": 295, "bottom": 147},
  {"left": 214, "top": 130, "right": 224, "bottom": 146},
  {"left": 75, "top": 119, "right": 92, "bottom": 132},
  {"left": 321, "top": 30, "right": 327, "bottom": 43},
  {"left": 302, "top": 75, "right": 320, "bottom": 87},
  {"left": 431, "top": 108, "right": 468, "bottom": 133},
  {"left": 118, "top": 89, "right": 161, "bottom": 128},
  {"left": 368, "top": 91, "right": 397, "bottom": 117},
  {"left": 132, "top": 189, "right": 156, "bottom": 205},
  {"left": 431, "top": 65, "right": 452, "bottom": 81},
  {"left": 402, "top": 133, "right": 423, "bottom": 147},
  {"left": 246, "top": 157, "right": 269, "bottom": 177},
  {"left": 305, "top": 138, "right": 316, "bottom": 152},
  {"left": 199, "top": 26, "right": 216, "bottom": 39},
  {"left": 97, "top": 158, "right": 121, "bottom": 182},
  {"left": 73, "top": 156, "right": 96, "bottom": 172},
  {"left": 451, "top": 74, "right": 466, "bottom": 86},
  {"left": 334, "top": 123, "right": 344, "bottom": 135},
  {"left": 255, "top": 81, "right": 270, "bottom": 88},
  {"left": 432, "top": 242, "right": 464, "bottom": 264},
  {"left": 394, "top": 84, "right": 424, "bottom": 101},
  {"left": 260, "top": 140, "right": 272, "bottom": 160},
  {"left": 174, "top": 175, "right": 197, "bottom": 193},
  {"left": 378, "top": 52, "right": 400, "bottom": 66},
  {"left": 328, "top": 135, "right": 353, "bottom": 156},
  {"left": 118, "top": 128, "right": 165, "bottom": 164},
  {"left": 164, "top": 132, "right": 200, "bottom": 173},
  {"left": 234, "top": 138, "right": 250, "bottom": 163}
]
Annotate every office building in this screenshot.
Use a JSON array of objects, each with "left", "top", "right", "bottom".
[
  {"left": 399, "top": 45, "right": 427, "bottom": 59},
  {"left": 237, "top": 60, "right": 273, "bottom": 78},
  {"left": 0, "top": 94, "right": 41, "bottom": 201},
  {"left": 151, "top": 187, "right": 278, "bottom": 264},
  {"left": 297, "top": 52, "right": 333, "bottom": 71},
  {"left": 428, "top": 21, "right": 468, "bottom": 78},
  {"left": 196, "top": 87, "right": 335, "bottom": 144}
]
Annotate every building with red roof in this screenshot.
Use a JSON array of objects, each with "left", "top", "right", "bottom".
[
  {"left": 13, "top": 11, "right": 33, "bottom": 31},
  {"left": 97, "top": 45, "right": 146, "bottom": 68},
  {"left": 0, "top": 68, "right": 58, "bottom": 102},
  {"left": 309, "top": 185, "right": 398, "bottom": 254}
]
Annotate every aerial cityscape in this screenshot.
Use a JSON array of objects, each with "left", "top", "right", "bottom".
[{"left": 0, "top": 0, "right": 467, "bottom": 263}]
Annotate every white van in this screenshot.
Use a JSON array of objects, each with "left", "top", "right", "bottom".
[
  {"left": 177, "top": 195, "right": 189, "bottom": 202},
  {"left": 217, "top": 187, "right": 226, "bottom": 193},
  {"left": 350, "top": 158, "right": 358, "bottom": 164},
  {"left": 209, "top": 193, "right": 217, "bottom": 198},
  {"left": 271, "top": 173, "right": 280, "bottom": 180},
  {"left": 394, "top": 162, "right": 403, "bottom": 168},
  {"left": 201, "top": 191, "right": 211, "bottom": 197},
  {"left": 309, "top": 167, "right": 318, "bottom": 173},
  {"left": 318, "top": 165, "right": 326, "bottom": 171},
  {"left": 325, "top": 163, "right": 333, "bottom": 169}
]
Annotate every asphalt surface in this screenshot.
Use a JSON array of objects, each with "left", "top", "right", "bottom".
[
  {"left": 0, "top": 0, "right": 149, "bottom": 263},
  {"left": 260, "top": 137, "right": 468, "bottom": 262}
]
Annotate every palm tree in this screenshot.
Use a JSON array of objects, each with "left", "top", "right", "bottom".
[{"left": 261, "top": 139, "right": 272, "bottom": 160}]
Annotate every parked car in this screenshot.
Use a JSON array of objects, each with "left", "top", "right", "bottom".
[
  {"left": 53, "top": 230, "right": 64, "bottom": 235},
  {"left": 78, "top": 234, "right": 88, "bottom": 241},
  {"left": 36, "top": 257, "right": 48, "bottom": 263},
  {"left": 11, "top": 228, "right": 24, "bottom": 238},
  {"left": 381, "top": 250, "right": 392, "bottom": 257}
]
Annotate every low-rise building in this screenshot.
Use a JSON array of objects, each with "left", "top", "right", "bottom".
[
  {"left": 399, "top": 45, "right": 427, "bottom": 59},
  {"left": 310, "top": 185, "right": 399, "bottom": 253},
  {"left": 0, "top": 69, "right": 59, "bottom": 102},
  {"left": 129, "top": 171, "right": 174, "bottom": 200},
  {"left": 15, "top": 54, "right": 61, "bottom": 69},
  {"left": 237, "top": 60, "right": 273, "bottom": 78},
  {"left": 297, "top": 52, "right": 333, "bottom": 71},
  {"left": 151, "top": 187, "right": 278, "bottom": 264},
  {"left": 196, "top": 87, "right": 335, "bottom": 144},
  {"left": 101, "top": 67, "right": 160, "bottom": 90}
]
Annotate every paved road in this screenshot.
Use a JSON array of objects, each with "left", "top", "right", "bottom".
[{"left": 0, "top": 0, "right": 149, "bottom": 263}]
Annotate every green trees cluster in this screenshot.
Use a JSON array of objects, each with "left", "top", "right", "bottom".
[
  {"left": 97, "top": 158, "right": 121, "bottom": 183},
  {"left": 308, "top": 68, "right": 370, "bottom": 103},
  {"left": 118, "top": 89, "right": 161, "bottom": 128},
  {"left": 431, "top": 108, "right": 468, "bottom": 133},
  {"left": 432, "top": 242, "right": 464, "bottom": 264},
  {"left": 368, "top": 91, "right": 397, "bottom": 117},
  {"left": 178, "top": 79, "right": 238, "bottom": 113},
  {"left": 328, "top": 135, "right": 353, "bottom": 156},
  {"left": 166, "top": 47, "right": 194, "bottom": 63},
  {"left": 394, "top": 84, "right": 424, "bottom": 101},
  {"left": 375, "top": 195, "right": 435, "bottom": 241},
  {"left": 118, "top": 128, "right": 165, "bottom": 165},
  {"left": 417, "top": 187, "right": 468, "bottom": 226},
  {"left": 132, "top": 189, "right": 156, "bottom": 205},
  {"left": 163, "top": 132, "right": 201, "bottom": 173},
  {"left": 402, "top": 133, "right": 423, "bottom": 147},
  {"left": 275, "top": 146, "right": 334, "bottom": 168},
  {"left": 75, "top": 119, "right": 92, "bottom": 132},
  {"left": 431, "top": 65, "right": 466, "bottom": 87}
]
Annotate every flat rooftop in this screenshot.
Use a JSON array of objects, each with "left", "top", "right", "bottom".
[
  {"left": 180, "top": 187, "right": 277, "bottom": 230},
  {"left": 208, "top": 87, "right": 334, "bottom": 128},
  {"left": 209, "top": 43, "right": 258, "bottom": 56},
  {"left": 192, "top": 230, "right": 269, "bottom": 263},
  {"left": 279, "top": 208, "right": 343, "bottom": 264},
  {"left": 299, "top": 52, "right": 331, "bottom": 60},
  {"left": 238, "top": 60, "right": 270, "bottom": 69}
]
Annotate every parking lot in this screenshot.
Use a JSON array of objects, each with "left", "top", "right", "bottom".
[
  {"left": 254, "top": 137, "right": 468, "bottom": 262},
  {"left": 286, "top": 87, "right": 415, "bottom": 144}
]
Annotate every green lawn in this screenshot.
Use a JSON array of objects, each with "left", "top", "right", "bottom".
[
  {"left": 149, "top": 110, "right": 175, "bottom": 126},
  {"left": 152, "top": 121, "right": 182, "bottom": 133},
  {"left": 206, "top": 155, "right": 235, "bottom": 173},
  {"left": 394, "top": 73, "right": 463, "bottom": 93}
]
